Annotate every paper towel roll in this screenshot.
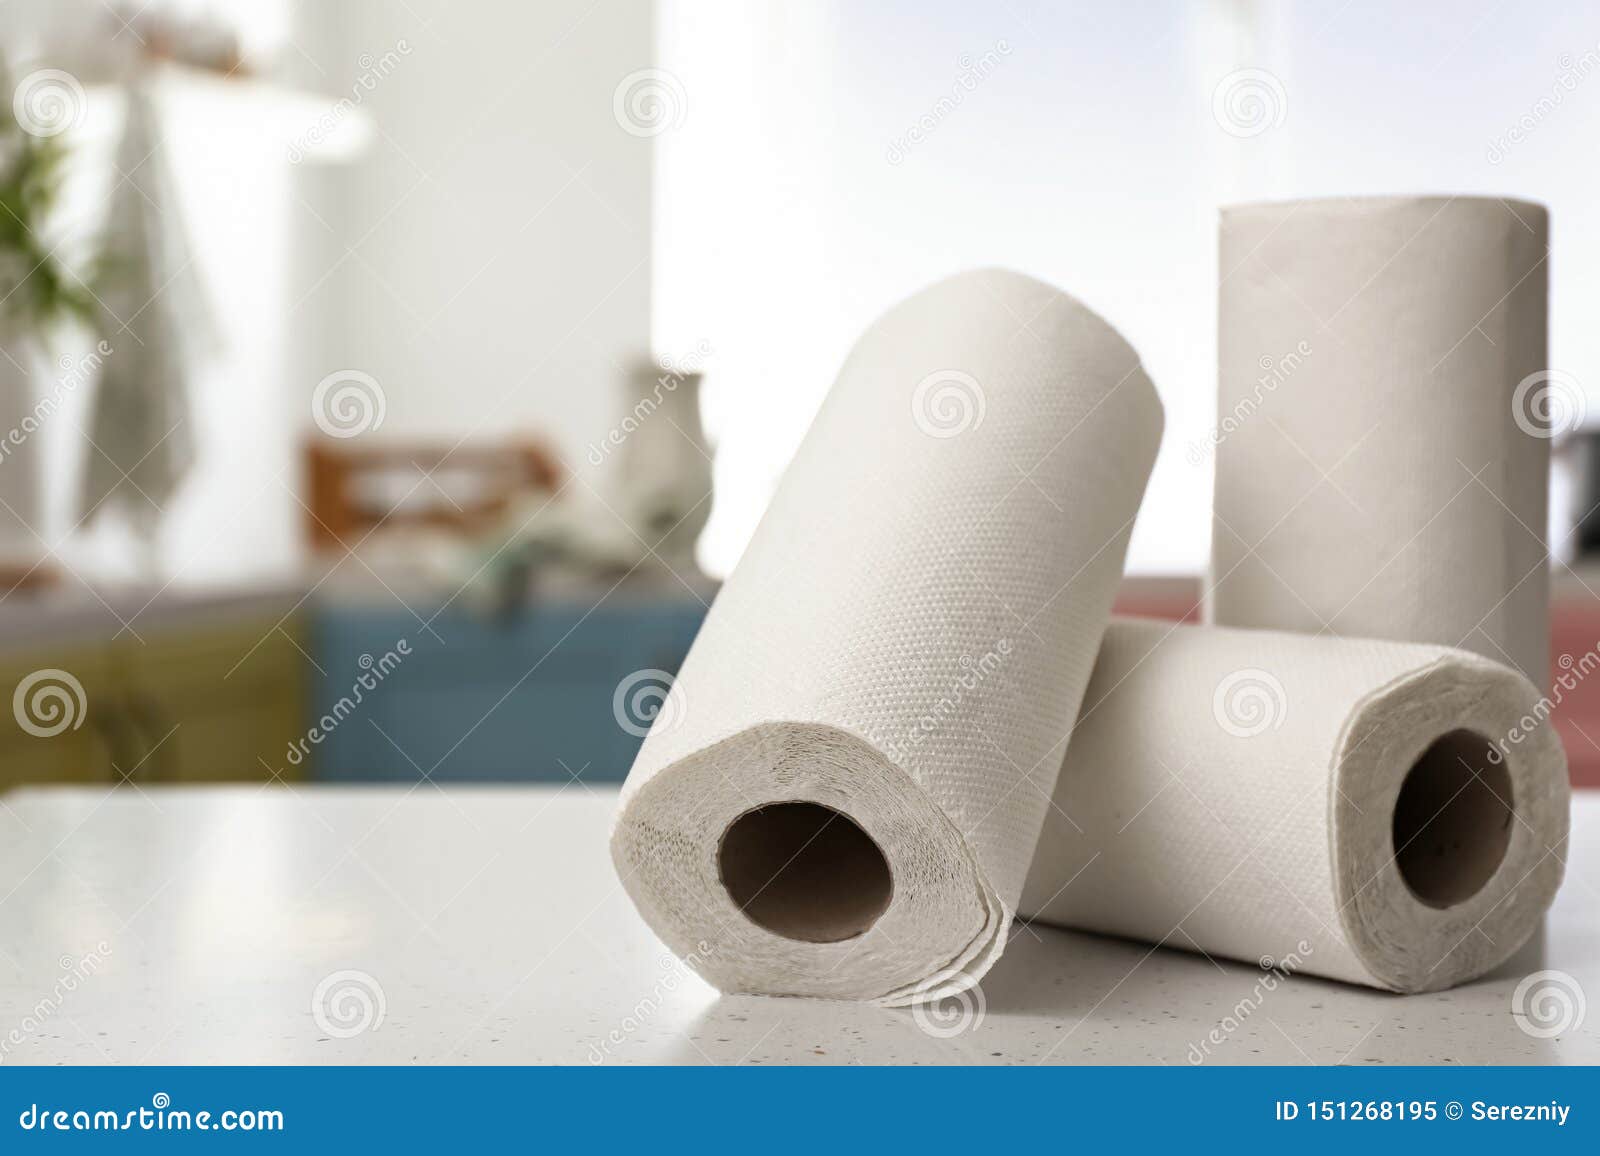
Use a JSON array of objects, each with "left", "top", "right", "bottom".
[
  {"left": 611, "top": 270, "right": 1163, "bottom": 1004},
  {"left": 1209, "top": 196, "right": 1551, "bottom": 686},
  {"left": 1020, "top": 618, "right": 1570, "bottom": 992}
]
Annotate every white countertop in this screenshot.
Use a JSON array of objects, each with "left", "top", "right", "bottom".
[{"left": 0, "top": 785, "right": 1595, "bottom": 1066}]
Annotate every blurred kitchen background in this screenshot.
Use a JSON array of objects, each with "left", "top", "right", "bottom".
[{"left": 2, "top": 0, "right": 1600, "bottom": 793}]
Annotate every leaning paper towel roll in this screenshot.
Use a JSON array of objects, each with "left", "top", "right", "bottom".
[
  {"left": 1210, "top": 196, "right": 1551, "bottom": 687},
  {"left": 611, "top": 269, "right": 1163, "bottom": 1004},
  {"left": 1020, "top": 618, "right": 1569, "bottom": 992}
]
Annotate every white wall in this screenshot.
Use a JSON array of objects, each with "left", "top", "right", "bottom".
[
  {"left": 7, "top": 0, "right": 657, "bottom": 585},
  {"left": 13, "top": 0, "right": 1594, "bottom": 584},
  {"left": 6, "top": 0, "right": 656, "bottom": 585},
  {"left": 1, "top": 0, "right": 302, "bottom": 585},
  {"left": 292, "top": 0, "right": 655, "bottom": 486},
  {"left": 656, "top": 0, "right": 1600, "bottom": 578},
  {"left": 655, "top": 1, "right": 1220, "bottom": 577}
]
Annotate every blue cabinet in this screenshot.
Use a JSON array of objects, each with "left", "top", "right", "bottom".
[{"left": 307, "top": 593, "right": 707, "bottom": 782}]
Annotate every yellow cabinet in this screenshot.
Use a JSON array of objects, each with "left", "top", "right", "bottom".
[
  {"left": 115, "top": 618, "right": 307, "bottom": 783},
  {"left": 0, "top": 614, "right": 307, "bottom": 791},
  {"left": 0, "top": 646, "right": 118, "bottom": 793}
]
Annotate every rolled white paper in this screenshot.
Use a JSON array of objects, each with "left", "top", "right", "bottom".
[
  {"left": 1021, "top": 618, "right": 1570, "bottom": 992},
  {"left": 1210, "top": 196, "right": 1551, "bottom": 687},
  {"left": 611, "top": 269, "right": 1163, "bottom": 1004}
]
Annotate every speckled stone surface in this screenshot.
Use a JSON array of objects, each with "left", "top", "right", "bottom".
[{"left": 0, "top": 785, "right": 1594, "bottom": 1065}]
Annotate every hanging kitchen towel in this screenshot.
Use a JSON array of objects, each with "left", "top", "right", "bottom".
[
  {"left": 80, "top": 81, "right": 217, "bottom": 536},
  {"left": 1021, "top": 618, "right": 1569, "bottom": 992},
  {"left": 1209, "top": 196, "right": 1551, "bottom": 687},
  {"left": 611, "top": 269, "right": 1163, "bottom": 1004}
]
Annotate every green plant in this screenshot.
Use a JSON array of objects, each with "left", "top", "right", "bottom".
[{"left": 0, "top": 72, "right": 95, "bottom": 331}]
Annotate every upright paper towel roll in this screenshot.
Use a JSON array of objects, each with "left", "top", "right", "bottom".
[
  {"left": 612, "top": 270, "right": 1163, "bottom": 1004},
  {"left": 1021, "top": 619, "right": 1569, "bottom": 991},
  {"left": 1210, "top": 196, "right": 1550, "bottom": 686}
]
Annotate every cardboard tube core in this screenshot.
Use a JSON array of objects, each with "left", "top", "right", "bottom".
[
  {"left": 1391, "top": 730, "right": 1514, "bottom": 909},
  {"left": 718, "top": 802, "right": 893, "bottom": 943}
]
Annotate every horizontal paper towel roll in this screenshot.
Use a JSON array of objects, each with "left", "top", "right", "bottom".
[
  {"left": 611, "top": 270, "right": 1163, "bottom": 1004},
  {"left": 1210, "top": 196, "right": 1550, "bottom": 686},
  {"left": 1020, "top": 618, "right": 1570, "bottom": 992}
]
